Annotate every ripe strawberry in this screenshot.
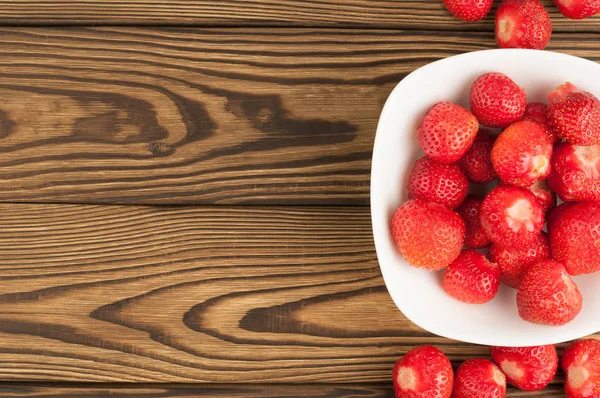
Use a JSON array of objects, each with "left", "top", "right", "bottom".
[
  {"left": 553, "top": 0, "right": 600, "bottom": 19},
  {"left": 562, "top": 339, "right": 600, "bottom": 398},
  {"left": 443, "top": 249, "right": 500, "bottom": 304},
  {"left": 453, "top": 359, "right": 506, "bottom": 398},
  {"left": 517, "top": 259, "right": 583, "bottom": 325},
  {"left": 489, "top": 345, "right": 558, "bottom": 392},
  {"left": 547, "top": 142, "right": 600, "bottom": 202},
  {"left": 442, "top": 0, "right": 493, "bottom": 21},
  {"left": 488, "top": 232, "right": 550, "bottom": 289},
  {"left": 457, "top": 129, "right": 497, "bottom": 183},
  {"left": 547, "top": 202, "right": 600, "bottom": 275},
  {"left": 408, "top": 157, "right": 468, "bottom": 209},
  {"left": 528, "top": 179, "right": 556, "bottom": 213},
  {"left": 418, "top": 102, "right": 480, "bottom": 163},
  {"left": 470, "top": 72, "right": 527, "bottom": 128},
  {"left": 491, "top": 120, "right": 553, "bottom": 187},
  {"left": 548, "top": 82, "right": 600, "bottom": 145},
  {"left": 480, "top": 185, "right": 544, "bottom": 247},
  {"left": 393, "top": 345, "right": 453, "bottom": 398},
  {"left": 495, "top": 0, "right": 552, "bottom": 50},
  {"left": 457, "top": 195, "right": 491, "bottom": 249},
  {"left": 391, "top": 199, "right": 465, "bottom": 271},
  {"left": 522, "top": 102, "right": 559, "bottom": 143}
]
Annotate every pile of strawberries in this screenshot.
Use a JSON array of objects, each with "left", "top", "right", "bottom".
[
  {"left": 442, "top": 0, "right": 600, "bottom": 50},
  {"left": 393, "top": 339, "right": 600, "bottom": 397},
  {"left": 391, "top": 71, "right": 600, "bottom": 326}
]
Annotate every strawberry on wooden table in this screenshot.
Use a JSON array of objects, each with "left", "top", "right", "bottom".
[
  {"left": 488, "top": 231, "right": 550, "bottom": 288},
  {"left": 489, "top": 345, "right": 558, "bottom": 391},
  {"left": 391, "top": 199, "right": 465, "bottom": 271},
  {"left": 522, "top": 102, "right": 559, "bottom": 143},
  {"left": 457, "top": 195, "right": 491, "bottom": 249},
  {"left": 491, "top": 120, "right": 553, "bottom": 187},
  {"left": 548, "top": 202, "right": 600, "bottom": 275},
  {"left": 393, "top": 345, "right": 453, "bottom": 398},
  {"left": 442, "top": 0, "right": 493, "bottom": 21},
  {"left": 548, "top": 82, "right": 600, "bottom": 145},
  {"left": 495, "top": 0, "right": 552, "bottom": 50},
  {"left": 553, "top": 0, "right": 600, "bottom": 19},
  {"left": 408, "top": 156, "right": 468, "bottom": 209},
  {"left": 443, "top": 249, "right": 500, "bottom": 304},
  {"left": 470, "top": 72, "right": 526, "bottom": 128},
  {"left": 452, "top": 359, "right": 506, "bottom": 398},
  {"left": 457, "top": 129, "right": 497, "bottom": 183},
  {"left": 517, "top": 259, "right": 583, "bottom": 325},
  {"left": 418, "top": 102, "right": 479, "bottom": 164},
  {"left": 480, "top": 185, "right": 544, "bottom": 248},
  {"left": 562, "top": 339, "right": 600, "bottom": 398},
  {"left": 547, "top": 142, "right": 600, "bottom": 202}
]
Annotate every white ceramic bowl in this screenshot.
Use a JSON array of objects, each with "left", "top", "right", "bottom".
[{"left": 371, "top": 49, "right": 600, "bottom": 347}]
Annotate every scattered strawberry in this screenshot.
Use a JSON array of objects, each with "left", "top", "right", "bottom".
[
  {"left": 457, "top": 195, "right": 491, "bottom": 248},
  {"left": 517, "top": 259, "right": 583, "bottom": 325},
  {"left": 442, "top": 0, "right": 493, "bottom": 21},
  {"left": 470, "top": 72, "right": 527, "bottom": 128},
  {"left": 457, "top": 129, "right": 497, "bottom": 183},
  {"left": 391, "top": 199, "right": 465, "bottom": 271},
  {"left": 548, "top": 82, "right": 600, "bottom": 145},
  {"left": 491, "top": 120, "right": 553, "bottom": 187},
  {"left": 562, "top": 339, "right": 600, "bottom": 398},
  {"left": 453, "top": 359, "right": 506, "bottom": 398},
  {"left": 522, "top": 102, "right": 559, "bottom": 143},
  {"left": 547, "top": 142, "right": 600, "bottom": 202},
  {"left": 489, "top": 345, "right": 558, "bottom": 392},
  {"left": 553, "top": 0, "right": 600, "bottom": 19},
  {"left": 547, "top": 202, "right": 600, "bottom": 275},
  {"left": 528, "top": 179, "right": 557, "bottom": 213},
  {"left": 488, "top": 232, "right": 550, "bottom": 288},
  {"left": 480, "top": 185, "right": 544, "bottom": 247},
  {"left": 408, "top": 156, "right": 468, "bottom": 209},
  {"left": 443, "top": 249, "right": 500, "bottom": 304},
  {"left": 393, "top": 345, "right": 453, "bottom": 398},
  {"left": 495, "top": 0, "right": 552, "bottom": 50},
  {"left": 418, "top": 102, "right": 480, "bottom": 163}
]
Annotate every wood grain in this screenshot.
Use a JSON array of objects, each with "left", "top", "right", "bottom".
[
  {"left": 0, "top": 0, "right": 599, "bottom": 32},
  {"left": 0, "top": 382, "right": 571, "bottom": 397},
  {"left": 0, "top": 27, "right": 598, "bottom": 204}
]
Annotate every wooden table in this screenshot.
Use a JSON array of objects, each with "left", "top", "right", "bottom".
[{"left": 0, "top": 1, "right": 596, "bottom": 397}]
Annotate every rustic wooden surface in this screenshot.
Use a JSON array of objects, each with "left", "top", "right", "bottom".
[{"left": 0, "top": 1, "right": 598, "bottom": 397}]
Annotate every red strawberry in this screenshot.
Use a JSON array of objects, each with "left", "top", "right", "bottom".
[
  {"left": 391, "top": 199, "right": 465, "bottom": 271},
  {"left": 562, "top": 339, "right": 600, "bottom": 398},
  {"left": 547, "top": 202, "right": 600, "bottom": 275},
  {"left": 453, "top": 359, "right": 506, "bottom": 398},
  {"left": 457, "top": 195, "right": 491, "bottom": 249},
  {"left": 408, "top": 157, "right": 468, "bottom": 209},
  {"left": 495, "top": 0, "right": 552, "bottom": 50},
  {"left": 547, "top": 142, "right": 600, "bottom": 202},
  {"left": 528, "top": 179, "right": 556, "bottom": 213},
  {"left": 443, "top": 249, "right": 500, "bottom": 304},
  {"left": 489, "top": 345, "right": 558, "bottom": 392},
  {"left": 393, "top": 345, "right": 453, "bottom": 398},
  {"left": 480, "top": 185, "right": 544, "bottom": 247},
  {"left": 488, "top": 232, "right": 550, "bottom": 288},
  {"left": 548, "top": 82, "right": 600, "bottom": 145},
  {"left": 418, "top": 102, "right": 480, "bottom": 163},
  {"left": 522, "top": 102, "right": 559, "bottom": 143},
  {"left": 457, "top": 129, "right": 497, "bottom": 183},
  {"left": 517, "top": 259, "right": 583, "bottom": 325},
  {"left": 553, "top": 0, "right": 600, "bottom": 19},
  {"left": 442, "top": 0, "right": 493, "bottom": 21},
  {"left": 491, "top": 120, "right": 553, "bottom": 187},
  {"left": 470, "top": 72, "right": 527, "bottom": 128}
]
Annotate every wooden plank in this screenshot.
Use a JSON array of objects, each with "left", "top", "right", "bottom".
[
  {"left": 0, "top": 0, "right": 599, "bottom": 32},
  {"left": 0, "top": 28, "right": 598, "bottom": 204},
  {"left": 0, "top": 382, "right": 570, "bottom": 397}
]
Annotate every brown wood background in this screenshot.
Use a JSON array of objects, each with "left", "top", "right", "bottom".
[{"left": 0, "top": 1, "right": 597, "bottom": 396}]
